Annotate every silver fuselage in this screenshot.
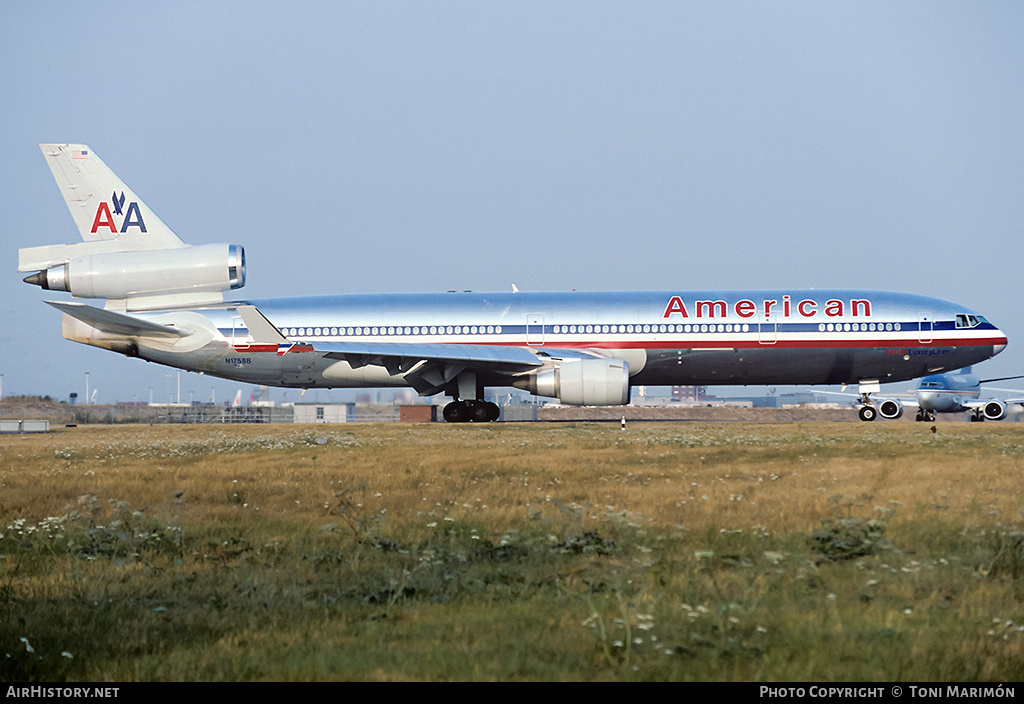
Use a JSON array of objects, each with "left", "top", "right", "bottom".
[
  {"left": 916, "top": 372, "right": 983, "bottom": 413},
  {"left": 113, "top": 288, "right": 1005, "bottom": 392}
]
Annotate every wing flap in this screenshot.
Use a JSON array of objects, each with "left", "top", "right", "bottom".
[
  {"left": 315, "top": 341, "right": 544, "bottom": 372},
  {"left": 318, "top": 341, "right": 542, "bottom": 395}
]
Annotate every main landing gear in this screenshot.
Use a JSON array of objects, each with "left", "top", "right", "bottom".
[
  {"left": 915, "top": 409, "right": 936, "bottom": 422},
  {"left": 442, "top": 399, "right": 500, "bottom": 423},
  {"left": 440, "top": 370, "right": 500, "bottom": 422}
]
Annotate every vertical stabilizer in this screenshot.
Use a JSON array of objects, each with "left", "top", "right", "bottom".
[{"left": 39, "top": 144, "right": 184, "bottom": 250}]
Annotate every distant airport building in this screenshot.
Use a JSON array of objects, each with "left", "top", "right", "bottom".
[
  {"left": 722, "top": 391, "right": 831, "bottom": 408},
  {"left": 172, "top": 403, "right": 294, "bottom": 423},
  {"left": 400, "top": 405, "right": 437, "bottom": 422},
  {"left": 672, "top": 386, "right": 708, "bottom": 402},
  {"left": 292, "top": 403, "right": 355, "bottom": 423}
]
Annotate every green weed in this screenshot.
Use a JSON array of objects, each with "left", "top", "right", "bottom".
[{"left": 3, "top": 422, "right": 1024, "bottom": 681}]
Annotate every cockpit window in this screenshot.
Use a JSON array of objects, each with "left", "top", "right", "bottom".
[{"left": 955, "top": 314, "right": 980, "bottom": 329}]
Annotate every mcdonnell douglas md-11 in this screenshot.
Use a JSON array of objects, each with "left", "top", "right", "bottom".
[{"left": 19, "top": 144, "right": 1008, "bottom": 422}]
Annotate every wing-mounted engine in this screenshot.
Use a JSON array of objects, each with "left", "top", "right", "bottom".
[
  {"left": 22, "top": 244, "right": 245, "bottom": 310},
  {"left": 878, "top": 399, "right": 904, "bottom": 420},
  {"left": 513, "top": 358, "right": 630, "bottom": 406},
  {"left": 982, "top": 400, "right": 1007, "bottom": 421}
]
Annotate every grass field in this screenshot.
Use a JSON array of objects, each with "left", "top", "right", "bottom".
[{"left": 2, "top": 421, "right": 1024, "bottom": 681}]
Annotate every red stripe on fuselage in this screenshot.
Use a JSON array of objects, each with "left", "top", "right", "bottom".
[
  {"left": 555, "top": 335, "right": 1006, "bottom": 350},
  {"left": 233, "top": 344, "right": 315, "bottom": 353},
  {"left": 232, "top": 335, "right": 1004, "bottom": 353}
]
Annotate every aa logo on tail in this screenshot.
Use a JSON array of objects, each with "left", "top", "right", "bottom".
[{"left": 90, "top": 191, "right": 147, "bottom": 234}]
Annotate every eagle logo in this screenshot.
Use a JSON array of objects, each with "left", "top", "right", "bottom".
[{"left": 111, "top": 191, "right": 126, "bottom": 216}]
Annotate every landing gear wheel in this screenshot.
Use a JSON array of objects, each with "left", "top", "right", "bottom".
[
  {"left": 467, "top": 402, "right": 500, "bottom": 423},
  {"left": 443, "top": 400, "right": 500, "bottom": 423},
  {"left": 443, "top": 401, "right": 470, "bottom": 423},
  {"left": 470, "top": 402, "right": 492, "bottom": 423},
  {"left": 859, "top": 405, "right": 877, "bottom": 422}
]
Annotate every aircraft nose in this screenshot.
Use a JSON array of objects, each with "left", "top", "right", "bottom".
[{"left": 992, "top": 322, "right": 1008, "bottom": 356}]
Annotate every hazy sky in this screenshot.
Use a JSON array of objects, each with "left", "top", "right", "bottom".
[{"left": 2, "top": 2, "right": 1022, "bottom": 404}]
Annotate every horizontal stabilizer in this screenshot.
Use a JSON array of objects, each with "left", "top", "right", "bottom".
[{"left": 45, "top": 301, "right": 191, "bottom": 339}]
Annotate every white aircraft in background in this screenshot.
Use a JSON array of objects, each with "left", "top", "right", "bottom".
[
  {"left": 18, "top": 144, "right": 1009, "bottom": 422},
  {"left": 871, "top": 367, "right": 1024, "bottom": 422}
]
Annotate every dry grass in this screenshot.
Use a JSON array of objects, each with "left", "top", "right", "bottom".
[{"left": 3, "top": 421, "right": 1024, "bottom": 681}]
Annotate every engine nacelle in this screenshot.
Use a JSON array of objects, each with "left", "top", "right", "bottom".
[
  {"left": 23, "top": 244, "right": 245, "bottom": 300},
  {"left": 983, "top": 400, "right": 1007, "bottom": 421},
  {"left": 513, "top": 358, "right": 630, "bottom": 406},
  {"left": 878, "top": 399, "right": 904, "bottom": 420}
]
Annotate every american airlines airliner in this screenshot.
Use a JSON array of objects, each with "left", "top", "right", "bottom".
[
  {"left": 19, "top": 144, "right": 1008, "bottom": 422},
  {"left": 863, "top": 368, "right": 1024, "bottom": 422}
]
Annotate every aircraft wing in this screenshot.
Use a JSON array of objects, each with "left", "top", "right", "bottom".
[
  {"left": 963, "top": 396, "right": 1024, "bottom": 409},
  {"left": 315, "top": 341, "right": 545, "bottom": 372},
  {"left": 981, "top": 387, "right": 1024, "bottom": 401},
  {"left": 45, "top": 300, "right": 191, "bottom": 339},
  {"left": 242, "top": 303, "right": 596, "bottom": 377}
]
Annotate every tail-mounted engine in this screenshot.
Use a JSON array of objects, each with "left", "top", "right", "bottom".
[
  {"left": 513, "top": 358, "right": 630, "bottom": 406},
  {"left": 22, "top": 244, "right": 245, "bottom": 305}
]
